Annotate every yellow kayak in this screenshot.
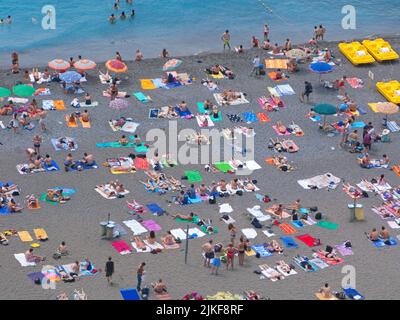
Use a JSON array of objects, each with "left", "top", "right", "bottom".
[
  {"left": 376, "top": 80, "right": 400, "bottom": 104},
  {"left": 338, "top": 42, "right": 375, "bottom": 65},
  {"left": 362, "top": 38, "right": 399, "bottom": 62}
]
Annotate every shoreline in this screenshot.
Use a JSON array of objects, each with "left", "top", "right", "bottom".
[{"left": 3, "top": 32, "right": 400, "bottom": 70}]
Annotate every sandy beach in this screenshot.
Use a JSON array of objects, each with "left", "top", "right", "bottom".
[{"left": 0, "top": 36, "right": 400, "bottom": 300}]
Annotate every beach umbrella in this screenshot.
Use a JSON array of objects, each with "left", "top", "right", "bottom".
[
  {"left": 375, "top": 102, "right": 399, "bottom": 122},
  {"left": 109, "top": 98, "right": 128, "bottom": 110},
  {"left": 310, "top": 61, "right": 333, "bottom": 81},
  {"left": 313, "top": 103, "right": 337, "bottom": 126},
  {"left": 12, "top": 84, "right": 35, "bottom": 97},
  {"left": 59, "top": 71, "right": 82, "bottom": 83},
  {"left": 73, "top": 59, "right": 96, "bottom": 71},
  {"left": 48, "top": 59, "right": 71, "bottom": 71},
  {"left": 0, "top": 87, "right": 11, "bottom": 98},
  {"left": 163, "top": 59, "right": 182, "bottom": 71},
  {"left": 286, "top": 49, "right": 306, "bottom": 60},
  {"left": 105, "top": 59, "right": 128, "bottom": 73}
]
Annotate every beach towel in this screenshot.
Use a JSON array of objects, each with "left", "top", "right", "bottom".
[
  {"left": 251, "top": 244, "right": 273, "bottom": 257},
  {"left": 316, "top": 221, "right": 339, "bottom": 230},
  {"left": 96, "top": 141, "right": 135, "bottom": 148},
  {"left": 146, "top": 203, "right": 165, "bottom": 215},
  {"left": 112, "top": 240, "right": 132, "bottom": 255},
  {"left": 185, "top": 170, "right": 202, "bottom": 182},
  {"left": 170, "top": 228, "right": 187, "bottom": 241},
  {"left": 134, "top": 157, "right": 149, "bottom": 170},
  {"left": 343, "top": 288, "right": 365, "bottom": 300},
  {"left": 214, "top": 162, "right": 234, "bottom": 173},
  {"left": 142, "top": 219, "right": 162, "bottom": 232},
  {"left": 242, "top": 112, "right": 258, "bottom": 123},
  {"left": 297, "top": 173, "right": 341, "bottom": 190},
  {"left": 188, "top": 227, "right": 206, "bottom": 239},
  {"left": 280, "top": 236, "right": 298, "bottom": 248},
  {"left": 346, "top": 77, "right": 363, "bottom": 89},
  {"left": 314, "top": 251, "right": 344, "bottom": 265},
  {"left": 296, "top": 234, "right": 318, "bottom": 247},
  {"left": 213, "top": 93, "right": 249, "bottom": 106},
  {"left": 256, "top": 112, "right": 271, "bottom": 122},
  {"left": 79, "top": 101, "right": 98, "bottom": 108},
  {"left": 68, "top": 160, "right": 98, "bottom": 171},
  {"left": 197, "top": 102, "right": 209, "bottom": 114},
  {"left": 120, "top": 288, "right": 141, "bottom": 300},
  {"left": 352, "top": 121, "right": 365, "bottom": 128},
  {"left": 134, "top": 92, "right": 151, "bottom": 103},
  {"left": 262, "top": 229, "right": 275, "bottom": 238},
  {"left": 315, "top": 293, "right": 338, "bottom": 300},
  {"left": 264, "top": 59, "right": 288, "bottom": 69},
  {"left": 44, "top": 160, "right": 60, "bottom": 172},
  {"left": 267, "top": 87, "right": 281, "bottom": 97},
  {"left": 268, "top": 72, "right": 288, "bottom": 81},
  {"left": 18, "top": 231, "right": 33, "bottom": 242},
  {"left": 219, "top": 203, "right": 233, "bottom": 214},
  {"left": 309, "top": 258, "right": 329, "bottom": 269},
  {"left": 279, "top": 223, "right": 297, "bottom": 235},
  {"left": 140, "top": 79, "right": 157, "bottom": 90},
  {"left": 196, "top": 114, "right": 214, "bottom": 127},
  {"left": 241, "top": 228, "right": 257, "bottom": 239},
  {"left": 123, "top": 219, "right": 148, "bottom": 236},
  {"left": 335, "top": 243, "right": 353, "bottom": 256},
  {"left": 174, "top": 106, "right": 193, "bottom": 118},
  {"left": 165, "top": 81, "right": 182, "bottom": 90},
  {"left": 51, "top": 138, "right": 78, "bottom": 151},
  {"left": 79, "top": 118, "right": 91, "bottom": 128},
  {"left": 152, "top": 78, "right": 166, "bottom": 89},
  {"left": 372, "top": 238, "right": 397, "bottom": 247},
  {"left": 149, "top": 109, "right": 159, "bottom": 119},
  {"left": 131, "top": 241, "right": 151, "bottom": 253},
  {"left": 53, "top": 100, "right": 65, "bottom": 110},
  {"left": 221, "top": 215, "right": 236, "bottom": 224},
  {"left": 102, "top": 91, "right": 127, "bottom": 98},
  {"left": 209, "top": 72, "right": 225, "bottom": 79},
  {"left": 244, "top": 160, "right": 262, "bottom": 171},
  {"left": 143, "top": 240, "right": 164, "bottom": 251},
  {"left": 14, "top": 253, "right": 36, "bottom": 267},
  {"left": 275, "top": 84, "right": 295, "bottom": 96},
  {"left": 272, "top": 125, "right": 291, "bottom": 136},
  {"left": 247, "top": 206, "right": 271, "bottom": 222},
  {"left": 33, "top": 228, "right": 48, "bottom": 240}
]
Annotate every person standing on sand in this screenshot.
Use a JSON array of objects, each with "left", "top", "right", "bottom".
[
  {"left": 221, "top": 30, "right": 231, "bottom": 51},
  {"left": 250, "top": 55, "right": 260, "bottom": 76},
  {"left": 202, "top": 239, "right": 214, "bottom": 267},
  {"left": 300, "top": 81, "right": 313, "bottom": 103},
  {"left": 105, "top": 256, "right": 114, "bottom": 285},
  {"left": 137, "top": 262, "right": 145, "bottom": 291},
  {"left": 319, "top": 25, "right": 326, "bottom": 41}
]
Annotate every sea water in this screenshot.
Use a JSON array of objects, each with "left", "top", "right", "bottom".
[{"left": 0, "top": 0, "right": 399, "bottom": 66}]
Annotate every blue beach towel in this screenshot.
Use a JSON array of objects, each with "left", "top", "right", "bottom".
[
  {"left": 343, "top": 287, "right": 365, "bottom": 300},
  {"left": 242, "top": 112, "right": 258, "bottom": 123},
  {"left": 280, "top": 236, "right": 298, "bottom": 248},
  {"left": 174, "top": 106, "right": 193, "bottom": 118},
  {"left": 68, "top": 161, "right": 98, "bottom": 171},
  {"left": 251, "top": 244, "right": 273, "bottom": 257},
  {"left": 188, "top": 194, "right": 202, "bottom": 204},
  {"left": 352, "top": 121, "right": 365, "bottom": 128},
  {"left": 292, "top": 220, "right": 304, "bottom": 228},
  {"left": 149, "top": 109, "right": 159, "bottom": 119},
  {"left": 357, "top": 106, "right": 367, "bottom": 115},
  {"left": 120, "top": 288, "right": 141, "bottom": 300},
  {"left": 165, "top": 81, "right": 182, "bottom": 89},
  {"left": 146, "top": 203, "right": 165, "bottom": 215},
  {"left": 44, "top": 160, "right": 60, "bottom": 172}
]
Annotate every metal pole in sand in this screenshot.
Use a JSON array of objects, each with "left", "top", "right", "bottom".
[{"left": 184, "top": 224, "right": 189, "bottom": 264}]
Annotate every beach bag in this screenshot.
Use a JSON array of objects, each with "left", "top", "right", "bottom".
[
  {"left": 315, "top": 212, "right": 322, "bottom": 220},
  {"left": 336, "top": 292, "right": 346, "bottom": 300},
  {"left": 34, "top": 278, "right": 42, "bottom": 285},
  {"left": 345, "top": 241, "right": 352, "bottom": 248},
  {"left": 236, "top": 190, "right": 243, "bottom": 196},
  {"left": 209, "top": 196, "right": 216, "bottom": 204}
]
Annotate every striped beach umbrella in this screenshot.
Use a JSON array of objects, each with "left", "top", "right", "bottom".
[
  {"left": 12, "top": 84, "right": 35, "bottom": 97},
  {"left": 163, "top": 59, "right": 182, "bottom": 71},
  {"left": 105, "top": 59, "right": 128, "bottom": 73},
  {"left": 286, "top": 49, "right": 307, "bottom": 60},
  {"left": 59, "top": 71, "right": 82, "bottom": 83},
  {"left": 0, "top": 87, "right": 11, "bottom": 98},
  {"left": 73, "top": 59, "right": 96, "bottom": 70},
  {"left": 48, "top": 59, "right": 71, "bottom": 71}
]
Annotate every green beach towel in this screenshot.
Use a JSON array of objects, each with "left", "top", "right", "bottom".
[
  {"left": 210, "top": 111, "right": 222, "bottom": 122},
  {"left": 201, "top": 225, "right": 219, "bottom": 235},
  {"left": 134, "top": 92, "right": 149, "bottom": 103},
  {"left": 214, "top": 162, "right": 234, "bottom": 173},
  {"left": 316, "top": 221, "right": 339, "bottom": 230},
  {"left": 185, "top": 170, "right": 203, "bottom": 182},
  {"left": 197, "top": 102, "right": 209, "bottom": 114},
  {"left": 39, "top": 189, "right": 75, "bottom": 204},
  {"left": 96, "top": 142, "right": 135, "bottom": 148}
]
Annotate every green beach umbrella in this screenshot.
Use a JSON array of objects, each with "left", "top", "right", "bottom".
[
  {"left": 313, "top": 103, "right": 337, "bottom": 126},
  {"left": 12, "top": 84, "right": 35, "bottom": 97},
  {"left": 0, "top": 87, "right": 11, "bottom": 98}
]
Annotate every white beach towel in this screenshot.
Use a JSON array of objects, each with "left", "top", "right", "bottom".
[
  {"left": 276, "top": 265, "right": 297, "bottom": 276},
  {"left": 14, "top": 253, "right": 36, "bottom": 267},
  {"left": 275, "top": 84, "right": 295, "bottom": 96},
  {"left": 121, "top": 121, "right": 139, "bottom": 133},
  {"left": 131, "top": 242, "right": 151, "bottom": 253},
  {"left": 297, "top": 173, "right": 341, "bottom": 190},
  {"left": 213, "top": 93, "right": 249, "bottom": 106},
  {"left": 188, "top": 227, "right": 206, "bottom": 238},
  {"left": 170, "top": 228, "right": 187, "bottom": 240},
  {"left": 244, "top": 160, "right": 262, "bottom": 171},
  {"left": 247, "top": 205, "right": 271, "bottom": 222},
  {"left": 196, "top": 115, "right": 215, "bottom": 127},
  {"left": 123, "top": 219, "right": 148, "bottom": 236},
  {"left": 262, "top": 230, "right": 275, "bottom": 238},
  {"left": 143, "top": 240, "right": 164, "bottom": 250},
  {"left": 241, "top": 228, "right": 257, "bottom": 239},
  {"left": 309, "top": 258, "right": 329, "bottom": 269},
  {"left": 219, "top": 203, "right": 233, "bottom": 213}
]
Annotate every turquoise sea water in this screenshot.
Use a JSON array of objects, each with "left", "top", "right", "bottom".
[{"left": 0, "top": 0, "right": 399, "bottom": 66}]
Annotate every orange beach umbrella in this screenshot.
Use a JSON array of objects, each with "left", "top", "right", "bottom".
[{"left": 105, "top": 59, "right": 128, "bottom": 73}]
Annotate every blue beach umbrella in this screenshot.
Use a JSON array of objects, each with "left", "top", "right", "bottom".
[
  {"left": 59, "top": 71, "right": 82, "bottom": 83},
  {"left": 309, "top": 61, "right": 334, "bottom": 73}
]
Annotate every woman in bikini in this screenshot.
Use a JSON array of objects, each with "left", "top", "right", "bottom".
[
  {"left": 237, "top": 236, "right": 246, "bottom": 266},
  {"left": 228, "top": 223, "right": 236, "bottom": 245},
  {"left": 161, "top": 231, "right": 176, "bottom": 246},
  {"left": 225, "top": 243, "right": 237, "bottom": 270},
  {"left": 146, "top": 231, "right": 157, "bottom": 245}
]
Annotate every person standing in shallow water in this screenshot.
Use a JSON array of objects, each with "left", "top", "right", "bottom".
[{"left": 221, "top": 30, "right": 231, "bottom": 51}]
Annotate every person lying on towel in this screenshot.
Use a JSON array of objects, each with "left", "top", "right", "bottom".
[
  {"left": 153, "top": 279, "right": 168, "bottom": 294},
  {"left": 266, "top": 240, "right": 283, "bottom": 254},
  {"left": 161, "top": 231, "right": 176, "bottom": 246},
  {"left": 319, "top": 246, "right": 341, "bottom": 262},
  {"left": 221, "top": 89, "right": 242, "bottom": 103},
  {"left": 46, "top": 189, "right": 70, "bottom": 203}
]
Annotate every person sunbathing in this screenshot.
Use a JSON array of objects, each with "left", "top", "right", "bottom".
[
  {"left": 26, "top": 194, "right": 39, "bottom": 208},
  {"left": 287, "top": 59, "right": 298, "bottom": 73},
  {"left": 168, "top": 176, "right": 183, "bottom": 190},
  {"left": 25, "top": 248, "right": 45, "bottom": 263},
  {"left": 319, "top": 247, "right": 341, "bottom": 262},
  {"left": 173, "top": 212, "right": 195, "bottom": 221},
  {"left": 266, "top": 240, "right": 283, "bottom": 254},
  {"left": 82, "top": 153, "right": 95, "bottom": 166},
  {"left": 8, "top": 198, "right": 22, "bottom": 212},
  {"left": 146, "top": 231, "right": 157, "bottom": 245},
  {"left": 275, "top": 121, "right": 287, "bottom": 134},
  {"left": 132, "top": 236, "right": 147, "bottom": 251},
  {"left": 242, "top": 179, "right": 256, "bottom": 192},
  {"left": 0, "top": 104, "right": 13, "bottom": 115},
  {"left": 153, "top": 279, "right": 168, "bottom": 294},
  {"left": 0, "top": 233, "right": 8, "bottom": 245},
  {"left": 277, "top": 260, "right": 291, "bottom": 273},
  {"left": 210, "top": 65, "right": 221, "bottom": 75},
  {"left": 380, "top": 226, "right": 390, "bottom": 240},
  {"left": 218, "top": 180, "right": 228, "bottom": 193},
  {"left": 68, "top": 113, "right": 77, "bottom": 124},
  {"left": 161, "top": 231, "right": 176, "bottom": 246},
  {"left": 177, "top": 101, "right": 187, "bottom": 112},
  {"left": 198, "top": 114, "right": 209, "bottom": 127},
  {"left": 222, "top": 90, "right": 241, "bottom": 102},
  {"left": 320, "top": 283, "right": 333, "bottom": 299},
  {"left": 81, "top": 110, "right": 90, "bottom": 122},
  {"left": 46, "top": 189, "right": 70, "bottom": 203},
  {"left": 273, "top": 204, "right": 284, "bottom": 218}
]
